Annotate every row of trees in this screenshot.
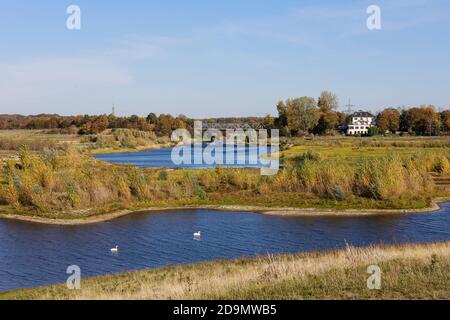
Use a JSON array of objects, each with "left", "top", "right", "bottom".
[
  {"left": 0, "top": 114, "right": 193, "bottom": 136},
  {"left": 272, "top": 91, "right": 347, "bottom": 136},
  {"left": 377, "top": 107, "right": 450, "bottom": 136},
  {"left": 0, "top": 95, "right": 448, "bottom": 136},
  {"left": 270, "top": 91, "right": 449, "bottom": 136}
]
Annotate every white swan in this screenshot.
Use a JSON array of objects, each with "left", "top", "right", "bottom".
[
  {"left": 111, "top": 245, "right": 119, "bottom": 253},
  {"left": 193, "top": 231, "right": 201, "bottom": 237}
]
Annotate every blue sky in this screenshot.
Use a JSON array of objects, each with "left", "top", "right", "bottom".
[{"left": 0, "top": 0, "right": 449, "bottom": 117}]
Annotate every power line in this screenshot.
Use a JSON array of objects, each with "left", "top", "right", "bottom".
[{"left": 343, "top": 98, "right": 355, "bottom": 115}]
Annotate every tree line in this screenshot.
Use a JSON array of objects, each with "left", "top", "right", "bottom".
[
  {"left": 0, "top": 114, "right": 193, "bottom": 136},
  {"left": 376, "top": 106, "right": 449, "bottom": 136},
  {"left": 0, "top": 94, "right": 448, "bottom": 136},
  {"left": 267, "top": 91, "right": 449, "bottom": 136}
]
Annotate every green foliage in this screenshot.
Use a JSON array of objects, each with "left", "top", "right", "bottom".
[
  {"left": 286, "top": 97, "right": 320, "bottom": 136},
  {"left": 158, "top": 170, "right": 169, "bottom": 181},
  {"left": 367, "top": 126, "right": 380, "bottom": 136}
]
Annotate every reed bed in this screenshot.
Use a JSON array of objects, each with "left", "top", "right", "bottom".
[{"left": 0, "top": 145, "right": 448, "bottom": 216}]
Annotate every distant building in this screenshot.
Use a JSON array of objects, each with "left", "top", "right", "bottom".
[
  {"left": 202, "top": 122, "right": 265, "bottom": 132},
  {"left": 346, "top": 111, "right": 375, "bottom": 135}
]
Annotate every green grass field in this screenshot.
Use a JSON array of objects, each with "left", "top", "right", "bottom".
[{"left": 281, "top": 136, "right": 450, "bottom": 162}]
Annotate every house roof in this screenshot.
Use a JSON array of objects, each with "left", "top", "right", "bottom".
[
  {"left": 351, "top": 111, "right": 374, "bottom": 118},
  {"left": 202, "top": 122, "right": 265, "bottom": 130}
]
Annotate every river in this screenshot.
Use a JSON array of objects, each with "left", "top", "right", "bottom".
[{"left": 1, "top": 204, "right": 449, "bottom": 291}]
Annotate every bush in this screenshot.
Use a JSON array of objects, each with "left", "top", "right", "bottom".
[
  {"left": 435, "top": 156, "right": 450, "bottom": 175},
  {"left": 158, "top": 170, "right": 169, "bottom": 181},
  {"left": 367, "top": 126, "right": 380, "bottom": 136}
]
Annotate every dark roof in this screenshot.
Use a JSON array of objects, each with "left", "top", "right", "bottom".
[
  {"left": 202, "top": 122, "right": 265, "bottom": 130},
  {"left": 351, "top": 111, "right": 374, "bottom": 118}
]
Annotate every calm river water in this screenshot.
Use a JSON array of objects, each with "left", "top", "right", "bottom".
[
  {"left": 93, "top": 145, "right": 273, "bottom": 169},
  {"left": 1, "top": 204, "right": 450, "bottom": 291}
]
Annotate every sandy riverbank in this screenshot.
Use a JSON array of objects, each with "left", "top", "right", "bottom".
[{"left": 0, "top": 197, "right": 448, "bottom": 226}]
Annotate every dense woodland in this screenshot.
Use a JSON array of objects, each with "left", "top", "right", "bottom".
[{"left": 1, "top": 91, "right": 449, "bottom": 136}]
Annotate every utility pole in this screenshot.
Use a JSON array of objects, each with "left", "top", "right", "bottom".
[{"left": 343, "top": 99, "right": 355, "bottom": 115}]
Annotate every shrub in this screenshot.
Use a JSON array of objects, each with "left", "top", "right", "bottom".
[
  {"left": 158, "top": 170, "right": 169, "bottom": 181},
  {"left": 434, "top": 155, "right": 450, "bottom": 175}
]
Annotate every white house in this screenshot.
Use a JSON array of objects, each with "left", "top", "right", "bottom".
[{"left": 346, "top": 111, "right": 375, "bottom": 135}]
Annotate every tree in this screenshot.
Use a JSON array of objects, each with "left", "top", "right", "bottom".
[
  {"left": 156, "top": 114, "right": 175, "bottom": 136},
  {"left": 315, "top": 91, "right": 339, "bottom": 134},
  {"left": 276, "top": 100, "right": 288, "bottom": 128},
  {"left": 263, "top": 114, "right": 275, "bottom": 130},
  {"left": 315, "top": 111, "right": 338, "bottom": 135},
  {"left": 440, "top": 110, "right": 450, "bottom": 132},
  {"left": 147, "top": 113, "right": 158, "bottom": 124},
  {"left": 415, "top": 106, "right": 441, "bottom": 135},
  {"left": 318, "top": 91, "right": 339, "bottom": 112},
  {"left": 377, "top": 108, "right": 400, "bottom": 133},
  {"left": 286, "top": 97, "right": 319, "bottom": 135},
  {"left": 368, "top": 126, "right": 380, "bottom": 136},
  {"left": 421, "top": 106, "right": 442, "bottom": 136},
  {"left": 401, "top": 106, "right": 441, "bottom": 136}
]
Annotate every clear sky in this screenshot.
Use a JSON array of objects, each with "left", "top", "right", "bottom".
[{"left": 0, "top": 0, "right": 449, "bottom": 117}]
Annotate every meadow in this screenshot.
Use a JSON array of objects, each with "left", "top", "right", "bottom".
[
  {"left": 281, "top": 136, "right": 450, "bottom": 161},
  {"left": 2, "top": 242, "right": 449, "bottom": 300}
]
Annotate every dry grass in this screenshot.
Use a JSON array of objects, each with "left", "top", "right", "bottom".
[
  {"left": 82, "top": 128, "right": 160, "bottom": 151},
  {"left": 2, "top": 242, "right": 449, "bottom": 300},
  {"left": 0, "top": 145, "right": 448, "bottom": 217}
]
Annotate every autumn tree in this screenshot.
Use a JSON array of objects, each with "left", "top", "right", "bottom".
[
  {"left": 263, "top": 114, "right": 276, "bottom": 130},
  {"left": 441, "top": 110, "right": 450, "bottom": 132},
  {"left": 318, "top": 91, "right": 339, "bottom": 112},
  {"left": 315, "top": 91, "right": 339, "bottom": 134},
  {"left": 156, "top": 114, "right": 176, "bottom": 136},
  {"left": 286, "top": 97, "right": 319, "bottom": 136},
  {"left": 401, "top": 106, "right": 441, "bottom": 135},
  {"left": 376, "top": 108, "right": 400, "bottom": 133}
]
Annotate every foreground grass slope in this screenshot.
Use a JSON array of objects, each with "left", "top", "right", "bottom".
[{"left": 2, "top": 242, "right": 449, "bottom": 300}]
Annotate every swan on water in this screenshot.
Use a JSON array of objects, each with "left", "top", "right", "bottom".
[
  {"left": 193, "top": 231, "right": 201, "bottom": 237},
  {"left": 111, "top": 245, "right": 119, "bottom": 253}
]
